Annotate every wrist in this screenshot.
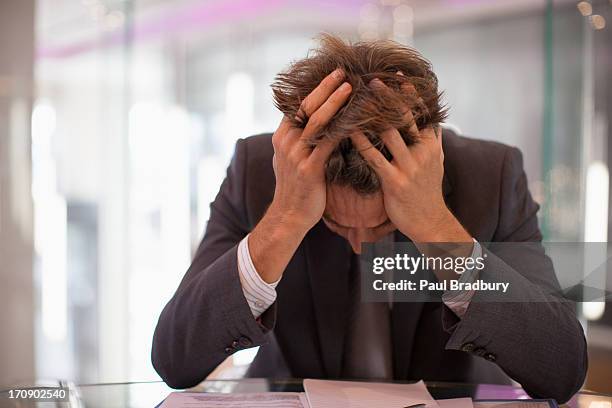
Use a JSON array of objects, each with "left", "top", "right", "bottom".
[
  {"left": 407, "top": 208, "right": 472, "bottom": 243},
  {"left": 249, "top": 207, "right": 311, "bottom": 283},
  {"left": 265, "top": 201, "right": 318, "bottom": 236}
]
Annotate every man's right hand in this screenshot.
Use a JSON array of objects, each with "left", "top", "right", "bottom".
[{"left": 249, "top": 68, "right": 352, "bottom": 283}]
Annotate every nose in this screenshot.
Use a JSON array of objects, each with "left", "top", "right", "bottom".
[{"left": 347, "top": 229, "right": 370, "bottom": 254}]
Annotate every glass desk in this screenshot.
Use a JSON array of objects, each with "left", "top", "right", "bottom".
[{"left": 1, "top": 379, "right": 610, "bottom": 408}]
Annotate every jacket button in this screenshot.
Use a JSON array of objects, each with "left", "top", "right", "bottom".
[
  {"left": 461, "top": 342, "right": 475, "bottom": 352},
  {"left": 238, "top": 336, "right": 252, "bottom": 347},
  {"left": 224, "top": 346, "right": 234, "bottom": 354},
  {"left": 484, "top": 352, "right": 496, "bottom": 362},
  {"left": 473, "top": 347, "right": 487, "bottom": 357}
]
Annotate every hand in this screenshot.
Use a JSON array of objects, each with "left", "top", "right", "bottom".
[
  {"left": 249, "top": 69, "right": 352, "bottom": 282},
  {"left": 350, "top": 78, "right": 471, "bottom": 245},
  {"left": 268, "top": 68, "right": 352, "bottom": 232}
]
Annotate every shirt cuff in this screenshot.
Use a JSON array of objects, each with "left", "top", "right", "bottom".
[
  {"left": 441, "top": 239, "right": 482, "bottom": 318},
  {"left": 237, "top": 234, "right": 280, "bottom": 318}
]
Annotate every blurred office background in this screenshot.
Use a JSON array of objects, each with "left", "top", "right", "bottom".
[{"left": 1, "top": 0, "right": 611, "bottom": 395}]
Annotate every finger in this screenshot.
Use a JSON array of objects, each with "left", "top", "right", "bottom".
[
  {"left": 398, "top": 81, "right": 421, "bottom": 139},
  {"left": 420, "top": 126, "right": 438, "bottom": 144},
  {"left": 431, "top": 125, "right": 442, "bottom": 144},
  {"left": 404, "top": 108, "right": 420, "bottom": 142},
  {"left": 368, "top": 77, "right": 396, "bottom": 104},
  {"left": 298, "top": 68, "right": 346, "bottom": 119},
  {"left": 272, "top": 116, "right": 293, "bottom": 142},
  {"left": 410, "top": 126, "right": 440, "bottom": 162},
  {"left": 272, "top": 116, "right": 301, "bottom": 152},
  {"left": 379, "top": 126, "right": 411, "bottom": 165},
  {"left": 278, "top": 115, "right": 293, "bottom": 133},
  {"left": 397, "top": 71, "right": 416, "bottom": 96},
  {"left": 289, "top": 137, "right": 316, "bottom": 162},
  {"left": 397, "top": 71, "right": 425, "bottom": 114},
  {"left": 308, "top": 137, "right": 341, "bottom": 166},
  {"left": 301, "top": 82, "right": 352, "bottom": 141},
  {"left": 350, "top": 131, "right": 395, "bottom": 179},
  {"left": 371, "top": 77, "right": 420, "bottom": 140}
]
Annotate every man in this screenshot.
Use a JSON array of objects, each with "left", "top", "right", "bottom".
[{"left": 152, "top": 35, "right": 587, "bottom": 403}]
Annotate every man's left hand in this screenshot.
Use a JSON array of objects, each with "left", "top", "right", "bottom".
[{"left": 349, "top": 78, "right": 471, "bottom": 245}]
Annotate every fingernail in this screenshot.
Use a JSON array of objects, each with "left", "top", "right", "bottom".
[
  {"left": 396, "top": 70, "right": 404, "bottom": 76},
  {"left": 333, "top": 68, "right": 345, "bottom": 79},
  {"left": 340, "top": 82, "right": 351, "bottom": 92},
  {"left": 369, "top": 78, "right": 384, "bottom": 88}
]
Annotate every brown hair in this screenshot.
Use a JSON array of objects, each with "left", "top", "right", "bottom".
[{"left": 271, "top": 34, "right": 448, "bottom": 194}]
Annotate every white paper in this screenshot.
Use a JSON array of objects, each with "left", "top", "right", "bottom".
[
  {"left": 304, "top": 379, "right": 439, "bottom": 408},
  {"left": 438, "top": 397, "right": 474, "bottom": 408},
  {"left": 159, "top": 392, "right": 309, "bottom": 408}
]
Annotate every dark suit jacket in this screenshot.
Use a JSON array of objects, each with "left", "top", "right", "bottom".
[{"left": 151, "top": 129, "right": 587, "bottom": 403}]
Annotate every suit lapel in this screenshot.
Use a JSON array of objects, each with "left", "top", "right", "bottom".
[{"left": 304, "top": 221, "right": 352, "bottom": 379}]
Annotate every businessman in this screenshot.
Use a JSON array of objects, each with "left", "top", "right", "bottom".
[{"left": 152, "top": 35, "right": 587, "bottom": 403}]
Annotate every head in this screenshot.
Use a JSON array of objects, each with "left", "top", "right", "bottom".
[{"left": 272, "top": 34, "right": 447, "bottom": 253}]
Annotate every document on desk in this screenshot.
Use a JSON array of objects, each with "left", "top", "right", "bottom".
[
  {"left": 473, "top": 402, "right": 555, "bottom": 408},
  {"left": 304, "top": 379, "right": 440, "bottom": 408},
  {"left": 159, "top": 392, "right": 309, "bottom": 408},
  {"left": 438, "top": 398, "right": 474, "bottom": 408}
]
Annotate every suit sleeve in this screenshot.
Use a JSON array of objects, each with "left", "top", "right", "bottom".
[
  {"left": 151, "top": 138, "right": 277, "bottom": 389},
  {"left": 442, "top": 147, "right": 588, "bottom": 403}
]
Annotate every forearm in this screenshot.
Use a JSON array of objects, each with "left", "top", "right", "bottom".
[
  {"left": 455, "top": 299, "right": 586, "bottom": 402},
  {"left": 444, "top": 249, "right": 587, "bottom": 402},
  {"left": 249, "top": 203, "right": 310, "bottom": 283},
  {"left": 411, "top": 208, "right": 475, "bottom": 284},
  {"left": 152, "top": 245, "right": 273, "bottom": 388}
]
